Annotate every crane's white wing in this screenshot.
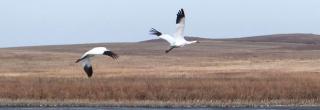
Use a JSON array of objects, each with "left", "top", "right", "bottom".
[
  {"left": 76, "top": 47, "right": 106, "bottom": 63},
  {"left": 85, "top": 47, "right": 107, "bottom": 55},
  {"left": 159, "top": 34, "right": 176, "bottom": 46},
  {"left": 150, "top": 28, "right": 175, "bottom": 46},
  {"left": 174, "top": 9, "right": 186, "bottom": 41}
]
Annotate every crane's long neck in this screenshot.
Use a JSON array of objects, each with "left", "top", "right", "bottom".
[{"left": 186, "top": 40, "right": 199, "bottom": 44}]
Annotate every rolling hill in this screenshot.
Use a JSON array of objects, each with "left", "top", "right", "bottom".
[
  {"left": 141, "top": 33, "right": 320, "bottom": 45},
  {"left": 226, "top": 33, "right": 320, "bottom": 44}
]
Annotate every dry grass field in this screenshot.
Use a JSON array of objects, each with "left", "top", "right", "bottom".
[{"left": 0, "top": 36, "right": 320, "bottom": 106}]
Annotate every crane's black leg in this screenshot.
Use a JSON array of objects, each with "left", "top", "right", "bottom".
[{"left": 165, "top": 47, "right": 175, "bottom": 53}]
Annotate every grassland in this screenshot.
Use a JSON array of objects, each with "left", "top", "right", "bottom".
[{"left": 0, "top": 39, "right": 320, "bottom": 107}]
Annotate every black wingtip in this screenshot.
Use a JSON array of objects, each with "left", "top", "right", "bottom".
[
  {"left": 176, "top": 8, "right": 185, "bottom": 24},
  {"left": 103, "top": 51, "right": 119, "bottom": 60},
  {"left": 150, "top": 28, "right": 162, "bottom": 36},
  {"left": 84, "top": 65, "right": 93, "bottom": 78}
]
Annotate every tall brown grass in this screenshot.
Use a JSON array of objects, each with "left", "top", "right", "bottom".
[{"left": 0, "top": 72, "right": 319, "bottom": 102}]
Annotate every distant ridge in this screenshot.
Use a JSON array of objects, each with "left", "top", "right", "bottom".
[
  {"left": 227, "top": 33, "right": 320, "bottom": 44},
  {"left": 8, "top": 33, "right": 320, "bottom": 49},
  {"left": 141, "top": 34, "right": 320, "bottom": 44},
  {"left": 139, "top": 37, "right": 214, "bottom": 43}
]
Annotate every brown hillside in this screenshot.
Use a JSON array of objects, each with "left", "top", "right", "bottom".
[{"left": 227, "top": 34, "right": 320, "bottom": 44}]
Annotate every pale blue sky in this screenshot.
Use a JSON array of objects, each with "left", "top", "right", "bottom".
[{"left": 1, "top": 0, "right": 320, "bottom": 47}]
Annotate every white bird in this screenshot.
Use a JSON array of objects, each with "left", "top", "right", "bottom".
[
  {"left": 75, "top": 47, "right": 119, "bottom": 78},
  {"left": 150, "top": 8, "right": 199, "bottom": 53}
]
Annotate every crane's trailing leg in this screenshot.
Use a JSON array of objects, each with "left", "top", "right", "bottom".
[{"left": 165, "top": 46, "right": 175, "bottom": 53}]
